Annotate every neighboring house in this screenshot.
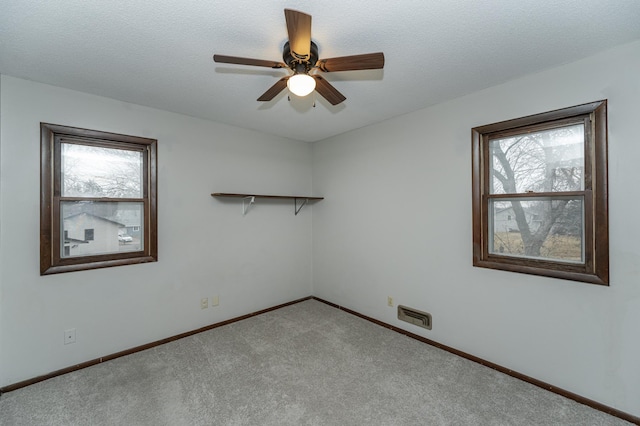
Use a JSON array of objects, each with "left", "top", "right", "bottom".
[
  {"left": 63, "top": 213, "right": 125, "bottom": 257},
  {"left": 494, "top": 207, "right": 542, "bottom": 233},
  {"left": 108, "top": 209, "right": 142, "bottom": 239}
]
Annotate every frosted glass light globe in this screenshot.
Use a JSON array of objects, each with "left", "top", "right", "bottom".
[{"left": 287, "top": 74, "right": 316, "bottom": 97}]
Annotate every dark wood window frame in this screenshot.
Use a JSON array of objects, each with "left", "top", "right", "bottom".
[
  {"left": 472, "top": 100, "right": 608, "bottom": 285},
  {"left": 41, "top": 123, "right": 158, "bottom": 275}
]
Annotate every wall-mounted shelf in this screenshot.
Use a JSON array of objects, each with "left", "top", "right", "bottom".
[{"left": 212, "top": 193, "right": 324, "bottom": 215}]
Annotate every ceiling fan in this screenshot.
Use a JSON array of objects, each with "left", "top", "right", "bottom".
[{"left": 213, "top": 9, "right": 385, "bottom": 106}]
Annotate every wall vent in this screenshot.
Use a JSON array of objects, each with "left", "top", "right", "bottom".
[{"left": 397, "top": 305, "right": 432, "bottom": 330}]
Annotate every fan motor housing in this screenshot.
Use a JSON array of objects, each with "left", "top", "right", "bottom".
[{"left": 283, "top": 41, "right": 318, "bottom": 72}]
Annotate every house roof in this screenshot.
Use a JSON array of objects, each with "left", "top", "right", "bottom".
[
  {"left": 1, "top": 1, "right": 639, "bottom": 142},
  {"left": 64, "top": 237, "right": 89, "bottom": 244},
  {"left": 63, "top": 212, "right": 126, "bottom": 227}
]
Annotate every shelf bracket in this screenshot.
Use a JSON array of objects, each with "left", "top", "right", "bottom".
[
  {"left": 294, "top": 198, "right": 309, "bottom": 216},
  {"left": 243, "top": 196, "right": 255, "bottom": 215}
]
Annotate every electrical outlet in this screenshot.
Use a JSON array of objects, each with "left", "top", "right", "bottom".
[
  {"left": 64, "top": 328, "right": 76, "bottom": 345},
  {"left": 201, "top": 298, "right": 208, "bottom": 309},
  {"left": 387, "top": 296, "right": 394, "bottom": 307},
  {"left": 211, "top": 295, "right": 219, "bottom": 307}
]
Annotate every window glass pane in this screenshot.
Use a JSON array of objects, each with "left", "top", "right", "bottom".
[
  {"left": 489, "top": 198, "right": 584, "bottom": 263},
  {"left": 490, "top": 124, "right": 584, "bottom": 194},
  {"left": 61, "top": 201, "right": 144, "bottom": 257},
  {"left": 61, "top": 143, "right": 143, "bottom": 198}
]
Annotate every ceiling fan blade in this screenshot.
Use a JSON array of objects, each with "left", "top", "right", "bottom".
[
  {"left": 284, "top": 9, "right": 312, "bottom": 60},
  {"left": 312, "top": 75, "right": 346, "bottom": 105},
  {"left": 257, "top": 77, "right": 290, "bottom": 101},
  {"left": 316, "top": 52, "right": 385, "bottom": 72},
  {"left": 213, "top": 54, "right": 287, "bottom": 69}
]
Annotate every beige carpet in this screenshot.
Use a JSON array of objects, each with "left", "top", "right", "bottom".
[{"left": 0, "top": 299, "right": 632, "bottom": 425}]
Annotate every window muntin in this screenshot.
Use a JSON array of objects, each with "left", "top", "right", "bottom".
[
  {"left": 472, "top": 101, "right": 608, "bottom": 285},
  {"left": 41, "top": 123, "right": 157, "bottom": 275}
]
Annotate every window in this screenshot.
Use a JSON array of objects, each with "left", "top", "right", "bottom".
[
  {"left": 41, "top": 123, "right": 158, "bottom": 275},
  {"left": 472, "top": 101, "right": 608, "bottom": 285}
]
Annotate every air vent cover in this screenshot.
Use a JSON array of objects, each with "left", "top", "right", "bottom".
[{"left": 398, "top": 305, "right": 432, "bottom": 330}]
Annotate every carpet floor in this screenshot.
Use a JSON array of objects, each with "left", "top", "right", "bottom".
[{"left": 0, "top": 299, "right": 632, "bottom": 425}]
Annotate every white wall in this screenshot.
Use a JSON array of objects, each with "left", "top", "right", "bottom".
[
  {"left": 0, "top": 75, "right": 314, "bottom": 386},
  {"left": 312, "top": 39, "right": 640, "bottom": 417}
]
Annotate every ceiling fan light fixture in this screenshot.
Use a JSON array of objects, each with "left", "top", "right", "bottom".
[
  {"left": 213, "top": 9, "right": 384, "bottom": 105},
  {"left": 287, "top": 73, "right": 316, "bottom": 97}
]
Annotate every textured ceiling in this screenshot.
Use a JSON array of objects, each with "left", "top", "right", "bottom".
[{"left": 1, "top": 1, "right": 640, "bottom": 142}]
